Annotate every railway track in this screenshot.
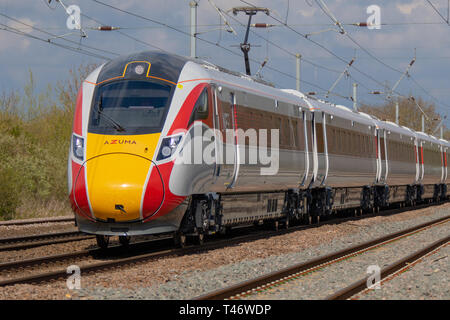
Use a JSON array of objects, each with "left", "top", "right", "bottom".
[
  {"left": 326, "top": 235, "right": 449, "bottom": 300},
  {"left": 0, "top": 231, "right": 94, "bottom": 251},
  {"left": 0, "top": 202, "right": 447, "bottom": 288},
  {"left": 0, "top": 216, "right": 74, "bottom": 226},
  {"left": 194, "top": 215, "right": 450, "bottom": 300}
]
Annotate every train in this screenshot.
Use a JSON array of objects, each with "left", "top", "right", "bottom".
[{"left": 68, "top": 51, "right": 449, "bottom": 248}]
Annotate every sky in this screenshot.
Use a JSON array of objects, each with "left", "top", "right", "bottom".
[{"left": 1, "top": 0, "right": 450, "bottom": 126}]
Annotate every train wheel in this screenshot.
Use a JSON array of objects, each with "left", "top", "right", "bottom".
[
  {"left": 174, "top": 233, "right": 186, "bottom": 248},
  {"left": 119, "top": 235, "right": 131, "bottom": 246},
  {"left": 285, "top": 218, "right": 290, "bottom": 229},
  {"left": 273, "top": 220, "right": 279, "bottom": 231},
  {"left": 96, "top": 235, "right": 109, "bottom": 250},
  {"left": 196, "top": 232, "right": 205, "bottom": 245}
]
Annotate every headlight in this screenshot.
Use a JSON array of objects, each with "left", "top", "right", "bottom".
[
  {"left": 156, "top": 134, "right": 183, "bottom": 161},
  {"left": 72, "top": 134, "right": 84, "bottom": 161}
]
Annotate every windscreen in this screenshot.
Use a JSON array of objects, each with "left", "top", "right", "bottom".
[{"left": 88, "top": 80, "right": 174, "bottom": 135}]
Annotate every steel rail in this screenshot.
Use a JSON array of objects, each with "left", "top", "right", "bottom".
[
  {"left": 0, "top": 232, "right": 93, "bottom": 251},
  {"left": 0, "top": 202, "right": 447, "bottom": 287},
  {"left": 193, "top": 215, "right": 449, "bottom": 300},
  {"left": 326, "top": 235, "right": 450, "bottom": 300}
]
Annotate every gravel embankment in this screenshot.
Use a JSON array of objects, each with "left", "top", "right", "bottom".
[
  {"left": 241, "top": 222, "right": 449, "bottom": 299},
  {"left": 0, "top": 222, "right": 77, "bottom": 239},
  {"left": 0, "top": 203, "right": 448, "bottom": 300},
  {"left": 356, "top": 243, "right": 449, "bottom": 300},
  {"left": 0, "top": 220, "right": 88, "bottom": 264}
]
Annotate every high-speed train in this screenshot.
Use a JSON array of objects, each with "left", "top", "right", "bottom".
[{"left": 68, "top": 51, "right": 449, "bottom": 248}]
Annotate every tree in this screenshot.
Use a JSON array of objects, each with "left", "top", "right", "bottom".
[{"left": 359, "top": 96, "right": 449, "bottom": 138}]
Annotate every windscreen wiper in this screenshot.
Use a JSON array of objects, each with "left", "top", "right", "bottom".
[{"left": 94, "top": 97, "right": 126, "bottom": 132}]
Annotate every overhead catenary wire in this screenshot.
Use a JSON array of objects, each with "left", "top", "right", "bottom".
[
  {"left": 221, "top": 8, "right": 343, "bottom": 74},
  {"left": 88, "top": 0, "right": 351, "bottom": 100},
  {"left": 0, "top": 22, "right": 112, "bottom": 60},
  {"left": 0, "top": 12, "right": 119, "bottom": 58},
  {"left": 258, "top": 0, "right": 450, "bottom": 117},
  {"left": 313, "top": 0, "right": 405, "bottom": 75},
  {"left": 239, "top": 0, "right": 399, "bottom": 97},
  {"left": 425, "top": 0, "right": 449, "bottom": 25},
  {"left": 31, "top": 0, "right": 447, "bottom": 115},
  {"left": 307, "top": 0, "right": 450, "bottom": 114},
  {"left": 79, "top": 12, "right": 169, "bottom": 53}
]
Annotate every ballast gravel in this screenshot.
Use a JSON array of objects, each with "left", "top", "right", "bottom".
[
  {"left": 356, "top": 243, "right": 449, "bottom": 300},
  {"left": 0, "top": 203, "right": 449, "bottom": 300},
  {"left": 0, "top": 222, "right": 77, "bottom": 239},
  {"left": 241, "top": 222, "right": 449, "bottom": 299}
]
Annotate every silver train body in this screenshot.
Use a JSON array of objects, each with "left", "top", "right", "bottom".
[{"left": 69, "top": 51, "right": 449, "bottom": 238}]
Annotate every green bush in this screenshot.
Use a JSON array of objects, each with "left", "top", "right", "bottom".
[
  {"left": 0, "top": 167, "right": 20, "bottom": 220},
  {"left": 0, "top": 65, "right": 96, "bottom": 220}
]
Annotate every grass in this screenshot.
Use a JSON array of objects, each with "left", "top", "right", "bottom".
[{"left": 0, "top": 65, "right": 96, "bottom": 220}]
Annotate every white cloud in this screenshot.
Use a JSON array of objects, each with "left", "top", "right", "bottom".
[
  {"left": 396, "top": 0, "right": 424, "bottom": 15},
  {"left": 298, "top": 7, "right": 316, "bottom": 18},
  {"left": 0, "top": 17, "right": 36, "bottom": 52}
]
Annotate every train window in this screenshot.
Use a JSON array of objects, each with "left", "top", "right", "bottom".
[
  {"left": 188, "top": 88, "right": 209, "bottom": 126},
  {"left": 292, "top": 119, "right": 298, "bottom": 148},
  {"left": 365, "top": 135, "right": 369, "bottom": 155},
  {"left": 361, "top": 135, "right": 365, "bottom": 155},
  {"left": 283, "top": 118, "right": 288, "bottom": 147},
  {"left": 88, "top": 80, "right": 174, "bottom": 135},
  {"left": 362, "top": 136, "right": 366, "bottom": 156},
  {"left": 316, "top": 123, "right": 325, "bottom": 153},
  {"left": 349, "top": 132, "right": 354, "bottom": 155},
  {"left": 293, "top": 105, "right": 300, "bottom": 117},
  {"left": 331, "top": 128, "right": 336, "bottom": 153},
  {"left": 357, "top": 134, "right": 361, "bottom": 155},
  {"left": 360, "top": 135, "right": 364, "bottom": 155},
  {"left": 345, "top": 132, "right": 349, "bottom": 155},
  {"left": 342, "top": 132, "right": 345, "bottom": 154}
]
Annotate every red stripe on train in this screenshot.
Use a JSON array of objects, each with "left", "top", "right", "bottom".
[
  {"left": 73, "top": 86, "right": 83, "bottom": 135},
  {"left": 167, "top": 83, "right": 208, "bottom": 135},
  {"left": 71, "top": 161, "right": 93, "bottom": 220}
]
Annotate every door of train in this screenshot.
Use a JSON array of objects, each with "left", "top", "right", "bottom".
[
  {"left": 300, "top": 109, "right": 314, "bottom": 187},
  {"left": 418, "top": 140, "right": 424, "bottom": 181},
  {"left": 211, "top": 86, "right": 222, "bottom": 184},
  {"left": 310, "top": 111, "right": 329, "bottom": 187},
  {"left": 214, "top": 88, "right": 239, "bottom": 189},
  {"left": 414, "top": 138, "right": 420, "bottom": 183},
  {"left": 441, "top": 146, "right": 447, "bottom": 182},
  {"left": 376, "top": 128, "right": 388, "bottom": 183}
]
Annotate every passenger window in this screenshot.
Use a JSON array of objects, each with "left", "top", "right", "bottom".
[{"left": 188, "top": 88, "right": 209, "bottom": 126}]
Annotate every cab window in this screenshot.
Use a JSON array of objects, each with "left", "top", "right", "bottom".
[{"left": 188, "top": 88, "right": 209, "bottom": 126}]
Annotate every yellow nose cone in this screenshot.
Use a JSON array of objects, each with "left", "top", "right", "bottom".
[{"left": 85, "top": 153, "right": 151, "bottom": 222}]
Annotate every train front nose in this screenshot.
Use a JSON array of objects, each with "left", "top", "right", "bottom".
[{"left": 80, "top": 153, "right": 163, "bottom": 222}]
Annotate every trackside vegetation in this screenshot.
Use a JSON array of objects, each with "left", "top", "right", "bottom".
[{"left": 0, "top": 65, "right": 96, "bottom": 220}]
